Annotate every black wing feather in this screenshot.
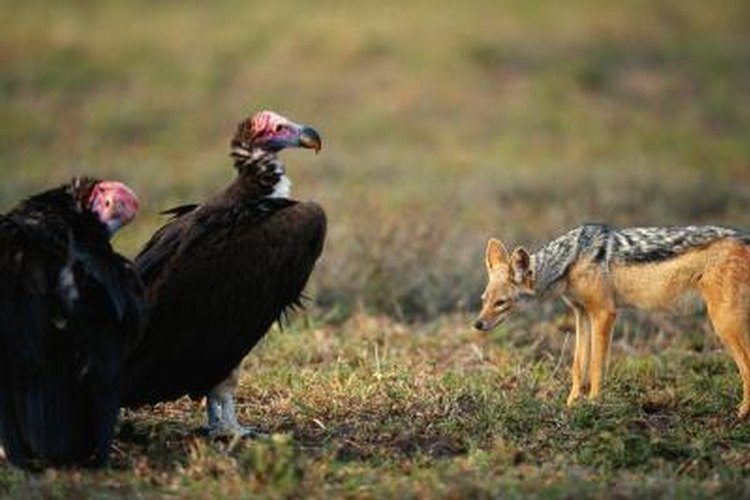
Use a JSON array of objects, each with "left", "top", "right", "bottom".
[{"left": 0, "top": 188, "right": 143, "bottom": 469}]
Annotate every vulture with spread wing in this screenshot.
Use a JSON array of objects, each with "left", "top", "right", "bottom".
[
  {"left": 123, "top": 110, "right": 326, "bottom": 434},
  {"left": 0, "top": 177, "right": 142, "bottom": 469}
]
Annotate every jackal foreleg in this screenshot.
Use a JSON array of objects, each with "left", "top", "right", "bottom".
[
  {"left": 567, "top": 304, "right": 590, "bottom": 406},
  {"left": 587, "top": 308, "right": 616, "bottom": 401}
]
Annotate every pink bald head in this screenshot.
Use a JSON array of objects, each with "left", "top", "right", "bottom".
[
  {"left": 87, "top": 180, "right": 139, "bottom": 236},
  {"left": 232, "top": 110, "right": 322, "bottom": 154}
]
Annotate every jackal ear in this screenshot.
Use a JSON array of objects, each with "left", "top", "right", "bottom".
[
  {"left": 486, "top": 238, "right": 509, "bottom": 271},
  {"left": 510, "top": 247, "right": 531, "bottom": 284}
]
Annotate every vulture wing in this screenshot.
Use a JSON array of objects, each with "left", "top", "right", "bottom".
[
  {"left": 123, "top": 198, "right": 326, "bottom": 406},
  {"left": 134, "top": 204, "right": 199, "bottom": 286}
]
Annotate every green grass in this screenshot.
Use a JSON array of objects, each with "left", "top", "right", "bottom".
[
  {"left": 1, "top": 0, "right": 750, "bottom": 497},
  {"left": 3, "top": 315, "right": 750, "bottom": 498}
]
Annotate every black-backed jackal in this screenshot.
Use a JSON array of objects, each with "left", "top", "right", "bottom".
[{"left": 474, "top": 224, "right": 750, "bottom": 418}]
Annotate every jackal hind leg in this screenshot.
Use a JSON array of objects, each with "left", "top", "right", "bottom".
[
  {"left": 567, "top": 304, "right": 591, "bottom": 407},
  {"left": 587, "top": 309, "right": 616, "bottom": 402},
  {"left": 700, "top": 249, "right": 750, "bottom": 419},
  {"left": 704, "top": 299, "right": 750, "bottom": 419}
]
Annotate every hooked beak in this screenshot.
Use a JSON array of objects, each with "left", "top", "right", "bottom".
[{"left": 298, "top": 125, "right": 322, "bottom": 153}]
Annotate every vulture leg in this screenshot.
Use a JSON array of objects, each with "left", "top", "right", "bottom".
[
  {"left": 216, "top": 391, "right": 242, "bottom": 432},
  {"left": 205, "top": 367, "right": 259, "bottom": 437},
  {"left": 206, "top": 391, "right": 253, "bottom": 436},
  {"left": 206, "top": 397, "right": 222, "bottom": 430}
]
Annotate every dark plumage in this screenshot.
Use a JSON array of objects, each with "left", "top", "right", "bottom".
[
  {"left": 0, "top": 177, "right": 143, "bottom": 469},
  {"left": 123, "top": 111, "right": 326, "bottom": 434}
]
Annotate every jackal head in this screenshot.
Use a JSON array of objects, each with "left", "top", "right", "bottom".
[{"left": 474, "top": 238, "right": 535, "bottom": 331}]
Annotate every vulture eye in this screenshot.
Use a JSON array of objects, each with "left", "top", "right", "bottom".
[{"left": 273, "top": 124, "right": 283, "bottom": 133}]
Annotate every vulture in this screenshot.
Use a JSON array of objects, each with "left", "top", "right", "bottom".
[
  {"left": 123, "top": 110, "right": 326, "bottom": 435},
  {"left": 0, "top": 177, "right": 143, "bottom": 469}
]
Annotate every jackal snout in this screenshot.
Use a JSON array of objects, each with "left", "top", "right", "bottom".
[
  {"left": 473, "top": 317, "right": 502, "bottom": 332},
  {"left": 473, "top": 318, "right": 489, "bottom": 331}
]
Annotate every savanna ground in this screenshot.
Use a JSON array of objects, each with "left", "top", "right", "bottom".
[{"left": 1, "top": 0, "right": 750, "bottom": 497}]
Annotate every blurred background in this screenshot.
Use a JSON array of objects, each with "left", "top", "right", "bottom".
[{"left": 1, "top": 0, "right": 749, "bottom": 321}]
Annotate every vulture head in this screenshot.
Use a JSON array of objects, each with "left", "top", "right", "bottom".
[
  {"left": 231, "top": 110, "right": 322, "bottom": 157},
  {"left": 229, "top": 111, "right": 322, "bottom": 198},
  {"left": 70, "top": 177, "right": 140, "bottom": 236}
]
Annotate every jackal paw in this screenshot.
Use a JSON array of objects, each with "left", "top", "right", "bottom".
[
  {"left": 737, "top": 403, "right": 750, "bottom": 420},
  {"left": 566, "top": 391, "right": 582, "bottom": 407},
  {"left": 585, "top": 386, "right": 603, "bottom": 403}
]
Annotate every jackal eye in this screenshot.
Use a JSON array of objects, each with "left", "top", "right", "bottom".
[{"left": 494, "top": 299, "right": 509, "bottom": 308}]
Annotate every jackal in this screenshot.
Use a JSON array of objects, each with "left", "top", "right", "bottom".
[{"left": 474, "top": 223, "right": 750, "bottom": 418}]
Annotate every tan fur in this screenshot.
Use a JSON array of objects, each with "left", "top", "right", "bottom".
[{"left": 476, "top": 237, "right": 750, "bottom": 418}]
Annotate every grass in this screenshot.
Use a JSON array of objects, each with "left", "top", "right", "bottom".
[
  {"left": 2, "top": 314, "right": 750, "bottom": 498},
  {"left": 1, "top": 0, "right": 750, "bottom": 497}
]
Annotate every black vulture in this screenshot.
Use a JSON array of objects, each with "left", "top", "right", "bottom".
[
  {"left": 0, "top": 177, "right": 143, "bottom": 469},
  {"left": 123, "top": 110, "right": 326, "bottom": 435}
]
